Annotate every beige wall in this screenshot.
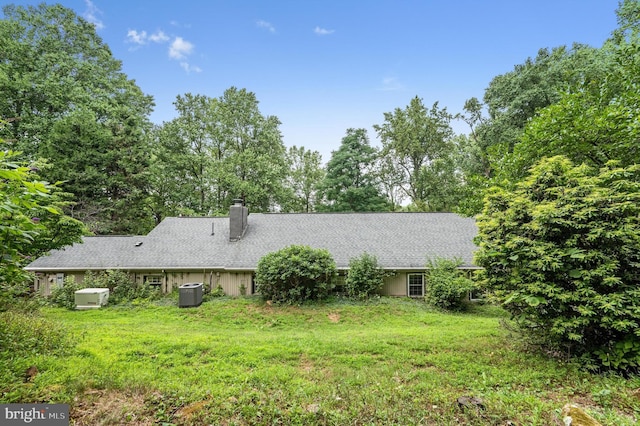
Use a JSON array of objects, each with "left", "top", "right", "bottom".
[
  {"left": 34, "top": 270, "right": 255, "bottom": 297},
  {"left": 35, "top": 272, "right": 83, "bottom": 296},
  {"left": 381, "top": 272, "right": 413, "bottom": 297}
]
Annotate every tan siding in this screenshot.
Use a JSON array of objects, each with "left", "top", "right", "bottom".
[
  {"left": 35, "top": 272, "right": 83, "bottom": 296},
  {"left": 381, "top": 273, "right": 408, "bottom": 296},
  {"left": 216, "top": 272, "right": 253, "bottom": 296}
]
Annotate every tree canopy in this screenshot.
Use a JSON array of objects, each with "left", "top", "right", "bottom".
[{"left": 0, "top": 3, "right": 155, "bottom": 234}]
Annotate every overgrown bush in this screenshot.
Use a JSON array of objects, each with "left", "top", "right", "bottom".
[
  {"left": 0, "top": 309, "right": 73, "bottom": 358},
  {"left": 475, "top": 157, "right": 640, "bottom": 372},
  {"left": 255, "top": 245, "right": 337, "bottom": 304},
  {"left": 50, "top": 276, "right": 87, "bottom": 309},
  {"left": 102, "top": 270, "right": 160, "bottom": 304},
  {"left": 345, "top": 253, "right": 388, "bottom": 299},
  {"left": 49, "top": 270, "right": 160, "bottom": 308},
  {"left": 424, "top": 257, "right": 474, "bottom": 310}
]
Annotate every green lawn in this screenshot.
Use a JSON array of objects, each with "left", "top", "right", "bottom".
[{"left": 3, "top": 297, "right": 639, "bottom": 425}]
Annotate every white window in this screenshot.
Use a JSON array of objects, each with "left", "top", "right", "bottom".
[
  {"left": 144, "top": 275, "right": 163, "bottom": 287},
  {"left": 407, "top": 273, "right": 425, "bottom": 297},
  {"left": 56, "top": 273, "right": 65, "bottom": 288}
]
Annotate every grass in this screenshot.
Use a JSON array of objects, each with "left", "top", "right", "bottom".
[{"left": 2, "top": 296, "right": 639, "bottom": 425}]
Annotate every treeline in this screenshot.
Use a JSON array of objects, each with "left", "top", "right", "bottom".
[{"left": 1, "top": 2, "right": 639, "bottom": 237}]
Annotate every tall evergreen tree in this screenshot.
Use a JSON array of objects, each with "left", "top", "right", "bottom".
[{"left": 319, "top": 128, "right": 388, "bottom": 212}]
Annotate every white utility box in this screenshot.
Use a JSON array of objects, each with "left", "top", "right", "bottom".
[{"left": 75, "top": 288, "right": 109, "bottom": 310}]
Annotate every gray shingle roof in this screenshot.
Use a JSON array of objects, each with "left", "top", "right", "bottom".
[{"left": 26, "top": 212, "right": 478, "bottom": 271}]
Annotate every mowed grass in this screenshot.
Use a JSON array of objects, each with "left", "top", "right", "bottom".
[{"left": 8, "top": 297, "right": 640, "bottom": 425}]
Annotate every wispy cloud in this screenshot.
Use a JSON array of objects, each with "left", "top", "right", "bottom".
[
  {"left": 180, "top": 62, "right": 203, "bottom": 74},
  {"left": 378, "top": 77, "right": 404, "bottom": 91},
  {"left": 149, "top": 30, "right": 169, "bottom": 43},
  {"left": 314, "top": 26, "right": 335, "bottom": 36},
  {"left": 257, "top": 20, "right": 276, "bottom": 33},
  {"left": 126, "top": 29, "right": 169, "bottom": 45},
  {"left": 125, "top": 26, "right": 200, "bottom": 74},
  {"left": 169, "top": 37, "right": 194, "bottom": 60},
  {"left": 83, "top": 0, "right": 104, "bottom": 30}
]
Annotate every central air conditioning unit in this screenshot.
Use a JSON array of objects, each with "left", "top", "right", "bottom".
[
  {"left": 179, "top": 282, "right": 203, "bottom": 307},
  {"left": 75, "top": 288, "right": 110, "bottom": 310}
]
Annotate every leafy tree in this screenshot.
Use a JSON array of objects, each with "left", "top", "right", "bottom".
[
  {"left": 0, "top": 4, "right": 155, "bottom": 234},
  {"left": 283, "top": 145, "right": 324, "bottom": 212},
  {"left": 345, "top": 253, "right": 388, "bottom": 299},
  {"left": 475, "top": 156, "right": 640, "bottom": 372},
  {"left": 424, "top": 258, "right": 474, "bottom": 311},
  {"left": 149, "top": 88, "right": 289, "bottom": 218},
  {"left": 212, "top": 87, "right": 289, "bottom": 211},
  {"left": 255, "top": 245, "right": 337, "bottom": 304},
  {"left": 374, "top": 97, "right": 457, "bottom": 210},
  {"left": 0, "top": 142, "right": 85, "bottom": 305},
  {"left": 513, "top": 39, "right": 640, "bottom": 179},
  {"left": 319, "top": 128, "right": 388, "bottom": 212}
]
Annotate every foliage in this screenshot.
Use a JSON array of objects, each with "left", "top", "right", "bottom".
[
  {"left": 424, "top": 257, "right": 474, "bottom": 310},
  {"left": 49, "top": 276, "right": 87, "bottom": 310},
  {"left": 0, "top": 143, "right": 85, "bottom": 300},
  {"left": 515, "top": 38, "right": 640, "bottom": 179},
  {"left": 149, "top": 88, "right": 289, "bottom": 220},
  {"left": 318, "top": 128, "right": 388, "bottom": 212},
  {"left": 96, "top": 270, "right": 160, "bottom": 305},
  {"left": 344, "top": 253, "right": 388, "bottom": 299},
  {"left": 283, "top": 145, "right": 324, "bottom": 212},
  {"left": 475, "top": 156, "right": 640, "bottom": 372},
  {"left": 49, "top": 271, "right": 160, "bottom": 308},
  {"left": 0, "top": 309, "right": 73, "bottom": 359},
  {"left": 255, "top": 245, "right": 337, "bottom": 304},
  {"left": 0, "top": 3, "right": 155, "bottom": 234},
  {"left": 374, "top": 97, "right": 459, "bottom": 211}
]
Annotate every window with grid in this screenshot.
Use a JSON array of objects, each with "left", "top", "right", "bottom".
[
  {"left": 407, "top": 273, "right": 424, "bottom": 297},
  {"left": 144, "top": 275, "right": 163, "bottom": 286}
]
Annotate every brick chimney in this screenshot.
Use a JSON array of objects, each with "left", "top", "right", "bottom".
[{"left": 229, "top": 199, "right": 248, "bottom": 241}]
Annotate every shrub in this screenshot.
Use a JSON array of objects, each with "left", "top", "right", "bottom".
[
  {"left": 0, "top": 309, "right": 73, "bottom": 358},
  {"left": 255, "top": 245, "right": 337, "bottom": 304},
  {"left": 475, "top": 157, "right": 640, "bottom": 372},
  {"left": 50, "top": 276, "right": 86, "bottom": 309},
  {"left": 104, "top": 270, "right": 159, "bottom": 304},
  {"left": 424, "top": 257, "right": 474, "bottom": 310},
  {"left": 345, "top": 253, "right": 388, "bottom": 299}
]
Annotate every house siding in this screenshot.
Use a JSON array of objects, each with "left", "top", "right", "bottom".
[{"left": 381, "top": 272, "right": 411, "bottom": 296}]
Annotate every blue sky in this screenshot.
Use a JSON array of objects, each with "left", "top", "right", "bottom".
[{"left": 9, "top": 0, "right": 620, "bottom": 161}]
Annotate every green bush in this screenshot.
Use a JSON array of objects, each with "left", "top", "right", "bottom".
[
  {"left": 0, "top": 309, "right": 73, "bottom": 358},
  {"left": 255, "top": 245, "right": 337, "bottom": 304},
  {"left": 105, "top": 270, "right": 160, "bottom": 304},
  {"left": 475, "top": 157, "right": 640, "bottom": 372},
  {"left": 345, "top": 253, "right": 388, "bottom": 299},
  {"left": 50, "top": 276, "right": 86, "bottom": 309},
  {"left": 424, "top": 257, "right": 474, "bottom": 311}
]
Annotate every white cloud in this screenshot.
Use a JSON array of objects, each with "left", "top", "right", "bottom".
[
  {"left": 314, "top": 26, "right": 335, "bottom": 36},
  {"left": 127, "top": 29, "right": 169, "bottom": 45},
  {"left": 379, "top": 77, "right": 404, "bottom": 91},
  {"left": 257, "top": 20, "right": 276, "bottom": 33},
  {"left": 149, "top": 30, "right": 169, "bottom": 43},
  {"left": 180, "top": 62, "right": 203, "bottom": 74},
  {"left": 83, "top": 0, "right": 104, "bottom": 30},
  {"left": 126, "top": 29, "right": 147, "bottom": 45},
  {"left": 169, "top": 37, "right": 194, "bottom": 60}
]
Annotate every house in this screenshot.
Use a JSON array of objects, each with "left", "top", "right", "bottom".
[{"left": 25, "top": 201, "right": 479, "bottom": 297}]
